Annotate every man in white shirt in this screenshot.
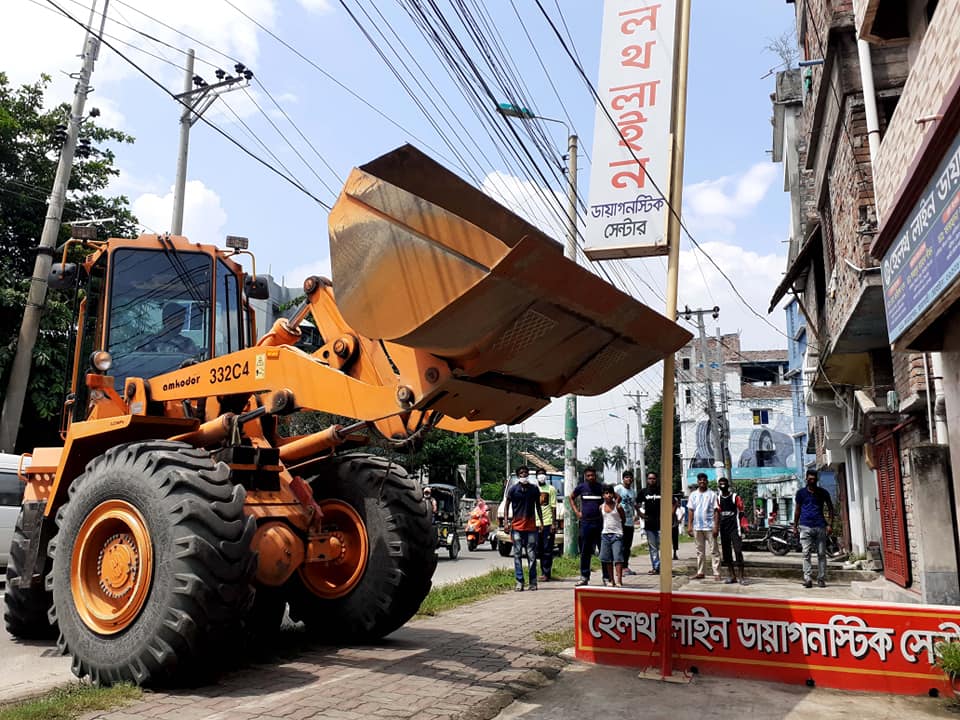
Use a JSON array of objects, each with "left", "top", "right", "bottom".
[{"left": 686, "top": 472, "right": 720, "bottom": 580}]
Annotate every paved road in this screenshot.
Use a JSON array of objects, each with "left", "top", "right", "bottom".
[{"left": 431, "top": 542, "right": 512, "bottom": 587}]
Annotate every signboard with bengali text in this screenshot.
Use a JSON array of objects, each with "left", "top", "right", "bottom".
[
  {"left": 575, "top": 588, "right": 960, "bottom": 695},
  {"left": 585, "top": 1, "right": 675, "bottom": 257},
  {"left": 881, "top": 129, "right": 960, "bottom": 344}
]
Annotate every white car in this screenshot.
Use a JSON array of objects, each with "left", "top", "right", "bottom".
[
  {"left": 495, "top": 472, "right": 565, "bottom": 557},
  {"left": 0, "top": 453, "right": 24, "bottom": 569}
]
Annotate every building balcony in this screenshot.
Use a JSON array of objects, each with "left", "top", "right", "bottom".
[{"left": 830, "top": 269, "right": 889, "bottom": 355}]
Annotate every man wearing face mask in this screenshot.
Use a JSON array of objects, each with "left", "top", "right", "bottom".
[
  {"left": 504, "top": 466, "right": 543, "bottom": 591},
  {"left": 535, "top": 469, "right": 557, "bottom": 581},
  {"left": 793, "top": 469, "right": 835, "bottom": 588},
  {"left": 713, "top": 477, "right": 747, "bottom": 585}
]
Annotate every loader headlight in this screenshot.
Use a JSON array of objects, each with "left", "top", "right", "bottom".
[{"left": 90, "top": 350, "right": 113, "bottom": 372}]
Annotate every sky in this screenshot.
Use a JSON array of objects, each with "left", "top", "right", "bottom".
[{"left": 2, "top": 0, "right": 798, "bottom": 476}]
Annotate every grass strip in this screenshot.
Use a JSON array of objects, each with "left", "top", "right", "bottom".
[
  {"left": 0, "top": 684, "right": 141, "bottom": 720},
  {"left": 415, "top": 554, "right": 599, "bottom": 618},
  {"left": 534, "top": 627, "right": 575, "bottom": 656}
]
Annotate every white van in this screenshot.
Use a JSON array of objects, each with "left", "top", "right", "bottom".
[{"left": 0, "top": 453, "right": 24, "bottom": 569}]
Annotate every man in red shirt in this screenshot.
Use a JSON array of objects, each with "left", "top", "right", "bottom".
[{"left": 504, "top": 466, "right": 544, "bottom": 591}]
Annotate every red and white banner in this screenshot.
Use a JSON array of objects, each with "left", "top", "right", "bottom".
[
  {"left": 575, "top": 588, "right": 960, "bottom": 695},
  {"left": 585, "top": 1, "right": 675, "bottom": 257}
]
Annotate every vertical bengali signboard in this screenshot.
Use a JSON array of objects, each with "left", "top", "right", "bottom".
[
  {"left": 880, "top": 130, "right": 960, "bottom": 347},
  {"left": 575, "top": 588, "right": 960, "bottom": 695},
  {"left": 584, "top": 1, "right": 675, "bottom": 259}
]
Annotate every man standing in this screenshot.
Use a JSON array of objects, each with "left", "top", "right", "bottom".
[
  {"left": 793, "top": 469, "right": 835, "bottom": 588},
  {"left": 614, "top": 470, "right": 637, "bottom": 575},
  {"left": 687, "top": 472, "right": 720, "bottom": 580},
  {"left": 536, "top": 469, "right": 557, "bottom": 581},
  {"left": 504, "top": 466, "right": 543, "bottom": 591},
  {"left": 637, "top": 471, "right": 663, "bottom": 575},
  {"left": 569, "top": 467, "right": 605, "bottom": 587},
  {"left": 714, "top": 477, "right": 746, "bottom": 585}
]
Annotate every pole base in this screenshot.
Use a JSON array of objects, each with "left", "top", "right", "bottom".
[{"left": 636, "top": 669, "right": 693, "bottom": 684}]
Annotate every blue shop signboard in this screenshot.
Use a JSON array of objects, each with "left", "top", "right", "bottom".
[{"left": 881, "top": 130, "right": 960, "bottom": 343}]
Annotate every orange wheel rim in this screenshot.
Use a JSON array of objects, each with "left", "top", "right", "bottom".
[
  {"left": 71, "top": 500, "right": 153, "bottom": 635},
  {"left": 299, "top": 500, "right": 368, "bottom": 599}
]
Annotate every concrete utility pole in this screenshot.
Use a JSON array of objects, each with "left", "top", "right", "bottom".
[
  {"left": 716, "top": 327, "right": 733, "bottom": 477},
  {"left": 0, "top": 0, "right": 109, "bottom": 452},
  {"left": 474, "top": 430, "right": 481, "bottom": 500},
  {"left": 505, "top": 425, "right": 511, "bottom": 481},
  {"left": 171, "top": 54, "right": 251, "bottom": 234},
  {"left": 626, "top": 391, "right": 648, "bottom": 480},
  {"left": 494, "top": 102, "right": 579, "bottom": 554},
  {"left": 684, "top": 306, "right": 724, "bottom": 479},
  {"left": 562, "top": 132, "right": 580, "bottom": 556}
]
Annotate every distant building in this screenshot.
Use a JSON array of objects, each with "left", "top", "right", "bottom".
[
  {"left": 248, "top": 274, "right": 322, "bottom": 350},
  {"left": 676, "top": 333, "right": 800, "bottom": 519},
  {"left": 784, "top": 298, "right": 816, "bottom": 479}
]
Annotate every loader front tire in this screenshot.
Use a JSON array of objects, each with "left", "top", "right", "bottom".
[
  {"left": 4, "top": 506, "right": 56, "bottom": 639},
  {"left": 288, "top": 454, "right": 436, "bottom": 642},
  {"left": 48, "top": 441, "right": 256, "bottom": 686}
]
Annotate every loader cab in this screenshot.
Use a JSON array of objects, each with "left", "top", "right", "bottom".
[{"left": 69, "top": 237, "right": 253, "bottom": 418}]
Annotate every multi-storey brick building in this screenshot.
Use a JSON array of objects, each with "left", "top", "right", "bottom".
[{"left": 769, "top": 0, "right": 957, "bottom": 604}]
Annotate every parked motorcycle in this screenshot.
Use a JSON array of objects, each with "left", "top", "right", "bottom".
[
  {"left": 766, "top": 524, "right": 846, "bottom": 559},
  {"left": 465, "top": 499, "right": 495, "bottom": 551}
]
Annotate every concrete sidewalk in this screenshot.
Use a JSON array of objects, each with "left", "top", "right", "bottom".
[
  {"left": 80, "top": 549, "right": 951, "bottom": 720},
  {"left": 82, "top": 579, "right": 573, "bottom": 720}
]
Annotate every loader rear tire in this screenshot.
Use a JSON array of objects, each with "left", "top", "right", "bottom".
[
  {"left": 288, "top": 454, "right": 436, "bottom": 642},
  {"left": 48, "top": 441, "right": 256, "bottom": 686},
  {"left": 4, "top": 507, "right": 56, "bottom": 640}
]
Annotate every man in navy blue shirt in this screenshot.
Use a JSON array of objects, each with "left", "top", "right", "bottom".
[
  {"left": 569, "top": 467, "right": 605, "bottom": 587},
  {"left": 793, "top": 469, "right": 835, "bottom": 588}
]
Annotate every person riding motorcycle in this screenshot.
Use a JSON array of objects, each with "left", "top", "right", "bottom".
[{"left": 465, "top": 499, "right": 492, "bottom": 551}]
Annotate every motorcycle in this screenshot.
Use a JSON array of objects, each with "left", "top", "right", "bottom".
[
  {"left": 766, "top": 524, "right": 846, "bottom": 559},
  {"left": 465, "top": 499, "right": 495, "bottom": 552}
]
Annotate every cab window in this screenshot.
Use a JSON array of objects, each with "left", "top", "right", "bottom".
[
  {"left": 106, "top": 249, "right": 212, "bottom": 385},
  {"left": 215, "top": 260, "right": 242, "bottom": 356}
]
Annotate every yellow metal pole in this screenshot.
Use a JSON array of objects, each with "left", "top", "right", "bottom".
[{"left": 658, "top": 0, "right": 691, "bottom": 679}]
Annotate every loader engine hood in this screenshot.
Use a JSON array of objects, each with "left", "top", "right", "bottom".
[{"left": 328, "top": 144, "right": 691, "bottom": 423}]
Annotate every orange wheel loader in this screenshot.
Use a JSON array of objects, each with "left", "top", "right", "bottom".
[{"left": 3, "top": 145, "right": 691, "bottom": 686}]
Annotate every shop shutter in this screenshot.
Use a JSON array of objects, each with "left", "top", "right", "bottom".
[{"left": 875, "top": 436, "right": 910, "bottom": 587}]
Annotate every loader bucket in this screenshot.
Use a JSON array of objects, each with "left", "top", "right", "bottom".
[{"left": 328, "top": 145, "right": 691, "bottom": 423}]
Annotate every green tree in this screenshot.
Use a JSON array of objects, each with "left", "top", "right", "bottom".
[
  {"left": 0, "top": 72, "right": 137, "bottom": 449},
  {"left": 643, "top": 396, "right": 682, "bottom": 493},
  {"left": 609, "top": 445, "right": 628, "bottom": 475},
  {"left": 588, "top": 446, "right": 609, "bottom": 474}
]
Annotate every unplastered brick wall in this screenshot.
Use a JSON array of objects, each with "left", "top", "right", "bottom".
[
  {"left": 873, "top": 0, "right": 960, "bottom": 218},
  {"left": 897, "top": 421, "right": 928, "bottom": 589},
  {"left": 892, "top": 351, "right": 931, "bottom": 407},
  {"left": 824, "top": 100, "right": 877, "bottom": 343}
]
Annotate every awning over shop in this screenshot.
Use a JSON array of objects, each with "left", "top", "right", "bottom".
[{"left": 768, "top": 224, "right": 822, "bottom": 313}]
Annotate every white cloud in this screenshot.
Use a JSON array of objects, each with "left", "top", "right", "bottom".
[
  {"left": 132, "top": 180, "right": 227, "bottom": 239},
  {"left": 278, "top": 258, "right": 332, "bottom": 288},
  {"left": 297, "top": 0, "right": 334, "bottom": 13},
  {"left": 678, "top": 240, "right": 787, "bottom": 347},
  {"left": 0, "top": 1, "right": 277, "bottom": 112},
  {"left": 684, "top": 163, "right": 777, "bottom": 236}
]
